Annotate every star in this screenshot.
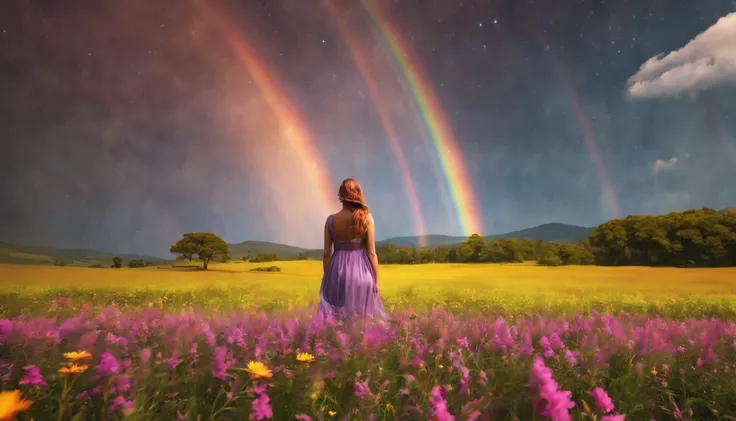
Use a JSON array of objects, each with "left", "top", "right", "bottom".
[
  {"left": 478, "top": 22, "right": 483, "bottom": 27},
  {"left": 493, "top": 19, "right": 498, "bottom": 24}
]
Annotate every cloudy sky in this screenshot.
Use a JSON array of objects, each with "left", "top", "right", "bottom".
[{"left": 1, "top": 0, "right": 735, "bottom": 257}]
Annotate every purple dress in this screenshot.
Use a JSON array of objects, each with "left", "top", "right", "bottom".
[{"left": 318, "top": 215, "right": 386, "bottom": 321}]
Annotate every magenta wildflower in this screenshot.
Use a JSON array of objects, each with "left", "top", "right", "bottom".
[
  {"left": 353, "top": 379, "right": 373, "bottom": 399},
  {"left": 19, "top": 365, "right": 47, "bottom": 388},
  {"left": 429, "top": 385, "right": 455, "bottom": 421},
  {"left": 540, "top": 336, "right": 554, "bottom": 357},
  {"left": 116, "top": 375, "right": 131, "bottom": 393},
  {"left": 212, "top": 346, "right": 228, "bottom": 380},
  {"left": 189, "top": 342, "right": 199, "bottom": 363},
  {"left": 0, "top": 319, "right": 12, "bottom": 344},
  {"left": 249, "top": 384, "right": 273, "bottom": 420},
  {"left": 109, "top": 394, "right": 134, "bottom": 416},
  {"left": 96, "top": 351, "right": 120, "bottom": 377},
  {"left": 295, "top": 415, "right": 312, "bottom": 421},
  {"left": 139, "top": 348, "right": 152, "bottom": 364},
  {"left": 589, "top": 387, "right": 614, "bottom": 413},
  {"left": 456, "top": 336, "right": 470, "bottom": 351},
  {"left": 529, "top": 356, "right": 575, "bottom": 421},
  {"left": 166, "top": 350, "right": 182, "bottom": 371}
]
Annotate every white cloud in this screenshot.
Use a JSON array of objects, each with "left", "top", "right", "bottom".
[
  {"left": 628, "top": 12, "right": 736, "bottom": 99},
  {"left": 652, "top": 153, "right": 689, "bottom": 175},
  {"left": 652, "top": 157, "right": 678, "bottom": 174}
]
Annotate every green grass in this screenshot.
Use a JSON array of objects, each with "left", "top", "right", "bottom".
[
  {"left": 0, "top": 242, "right": 166, "bottom": 267},
  {"left": 2, "top": 261, "right": 736, "bottom": 319}
]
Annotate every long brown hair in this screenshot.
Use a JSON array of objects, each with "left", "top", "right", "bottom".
[{"left": 338, "top": 178, "right": 370, "bottom": 236}]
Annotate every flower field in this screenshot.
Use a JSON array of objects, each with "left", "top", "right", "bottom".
[
  {"left": 2, "top": 263, "right": 736, "bottom": 420},
  {"left": 3, "top": 303, "right": 736, "bottom": 420}
]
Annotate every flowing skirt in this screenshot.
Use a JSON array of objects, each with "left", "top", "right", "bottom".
[{"left": 317, "top": 249, "right": 386, "bottom": 321}]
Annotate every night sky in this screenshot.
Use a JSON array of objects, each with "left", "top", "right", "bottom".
[{"left": 1, "top": 0, "right": 735, "bottom": 257}]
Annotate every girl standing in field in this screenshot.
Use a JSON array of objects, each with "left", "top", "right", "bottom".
[{"left": 318, "top": 178, "right": 386, "bottom": 321}]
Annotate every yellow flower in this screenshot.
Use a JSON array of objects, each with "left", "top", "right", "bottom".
[
  {"left": 0, "top": 390, "right": 33, "bottom": 421},
  {"left": 296, "top": 352, "right": 315, "bottom": 363},
  {"left": 58, "top": 363, "right": 89, "bottom": 376},
  {"left": 242, "top": 361, "right": 272, "bottom": 379},
  {"left": 650, "top": 367, "right": 658, "bottom": 376},
  {"left": 385, "top": 403, "right": 395, "bottom": 412},
  {"left": 64, "top": 350, "right": 92, "bottom": 362},
  {"left": 328, "top": 411, "right": 336, "bottom": 417}
]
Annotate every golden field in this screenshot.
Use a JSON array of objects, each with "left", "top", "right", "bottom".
[{"left": 1, "top": 261, "right": 736, "bottom": 317}]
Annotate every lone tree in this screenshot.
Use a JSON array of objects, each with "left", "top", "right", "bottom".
[
  {"left": 111, "top": 256, "right": 123, "bottom": 268},
  {"left": 170, "top": 232, "right": 230, "bottom": 270}
]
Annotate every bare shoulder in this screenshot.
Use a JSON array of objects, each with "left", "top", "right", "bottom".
[{"left": 367, "top": 213, "right": 375, "bottom": 224}]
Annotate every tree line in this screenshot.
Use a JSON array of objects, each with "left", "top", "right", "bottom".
[
  {"left": 588, "top": 207, "right": 736, "bottom": 267},
  {"left": 166, "top": 207, "right": 735, "bottom": 269},
  {"left": 376, "top": 207, "right": 736, "bottom": 267},
  {"left": 375, "top": 236, "right": 594, "bottom": 266}
]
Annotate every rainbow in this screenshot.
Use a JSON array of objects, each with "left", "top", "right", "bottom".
[
  {"left": 325, "top": 0, "right": 429, "bottom": 245},
  {"left": 362, "top": 0, "right": 484, "bottom": 236},
  {"left": 206, "top": 4, "right": 335, "bottom": 216},
  {"left": 546, "top": 53, "right": 622, "bottom": 219}
]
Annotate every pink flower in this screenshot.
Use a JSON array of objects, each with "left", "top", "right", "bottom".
[
  {"left": 589, "top": 387, "right": 614, "bottom": 413},
  {"left": 429, "top": 386, "right": 455, "bottom": 421},
  {"left": 19, "top": 365, "right": 47, "bottom": 388},
  {"left": 250, "top": 385, "right": 273, "bottom": 420},
  {"left": 212, "top": 346, "right": 228, "bottom": 380},
  {"left": 96, "top": 351, "right": 120, "bottom": 377},
  {"left": 353, "top": 379, "right": 373, "bottom": 399},
  {"left": 530, "top": 356, "right": 575, "bottom": 421}
]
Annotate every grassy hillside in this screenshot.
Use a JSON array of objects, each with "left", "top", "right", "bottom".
[
  {"left": 720, "top": 206, "right": 736, "bottom": 214},
  {"left": 488, "top": 223, "right": 594, "bottom": 243},
  {"left": 376, "top": 234, "right": 467, "bottom": 247},
  {"left": 0, "top": 242, "right": 166, "bottom": 267},
  {"left": 379, "top": 223, "right": 594, "bottom": 247},
  {"left": 228, "top": 240, "right": 322, "bottom": 260}
]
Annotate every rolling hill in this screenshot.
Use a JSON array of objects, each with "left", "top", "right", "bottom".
[
  {"left": 720, "top": 206, "right": 736, "bottom": 214},
  {"left": 228, "top": 241, "right": 322, "bottom": 260},
  {"left": 0, "top": 242, "right": 167, "bottom": 267},
  {"left": 488, "top": 223, "right": 594, "bottom": 244},
  {"left": 231, "top": 222, "right": 595, "bottom": 259},
  {"left": 376, "top": 234, "right": 467, "bottom": 247},
  {"left": 378, "top": 223, "right": 595, "bottom": 247}
]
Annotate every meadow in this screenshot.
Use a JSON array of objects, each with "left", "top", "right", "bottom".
[
  {"left": 2, "top": 262, "right": 736, "bottom": 420},
  {"left": 2, "top": 261, "right": 736, "bottom": 319}
]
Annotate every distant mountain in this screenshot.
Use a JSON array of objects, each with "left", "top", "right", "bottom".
[
  {"left": 720, "top": 206, "right": 736, "bottom": 214},
  {"left": 376, "top": 235, "right": 467, "bottom": 247},
  {"left": 0, "top": 242, "right": 167, "bottom": 267},
  {"left": 228, "top": 240, "right": 322, "bottom": 260},
  {"left": 488, "top": 223, "right": 594, "bottom": 244},
  {"left": 378, "top": 223, "right": 595, "bottom": 247}
]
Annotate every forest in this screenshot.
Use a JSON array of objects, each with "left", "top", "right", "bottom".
[{"left": 376, "top": 207, "right": 736, "bottom": 267}]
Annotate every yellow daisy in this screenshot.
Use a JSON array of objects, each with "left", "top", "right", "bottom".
[
  {"left": 0, "top": 390, "right": 33, "bottom": 421},
  {"left": 64, "top": 350, "right": 92, "bottom": 362},
  {"left": 58, "top": 363, "right": 89, "bottom": 376},
  {"left": 296, "top": 352, "right": 315, "bottom": 363},
  {"left": 242, "top": 361, "right": 273, "bottom": 379},
  {"left": 328, "top": 411, "right": 336, "bottom": 417}
]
